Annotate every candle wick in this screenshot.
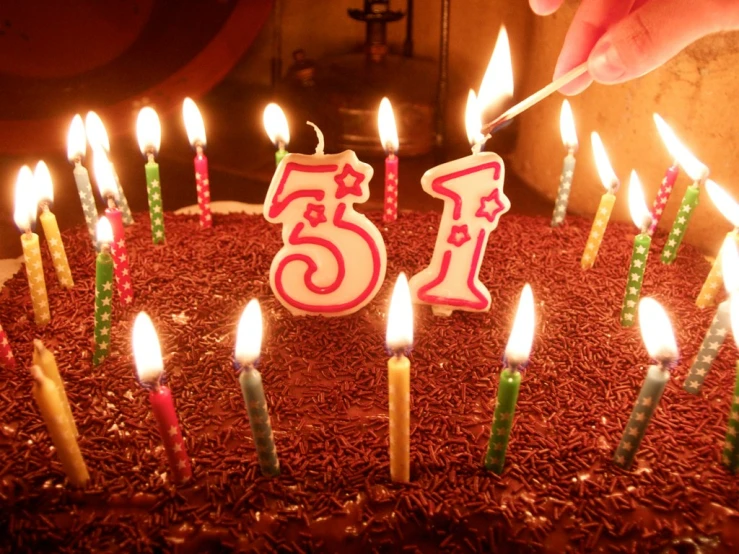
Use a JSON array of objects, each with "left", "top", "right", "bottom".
[
  {"left": 107, "top": 196, "right": 117, "bottom": 210},
  {"left": 567, "top": 147, "right": 576, "bottom": 157},
  {"left": 147, "top": 152, "right": 155, "bottom": 164},
  {"left": 306, "top": 121, "right": 324, "bottom": 155},
  {"left": 277, "top": 140, "right": 285, "bottom": 153}
]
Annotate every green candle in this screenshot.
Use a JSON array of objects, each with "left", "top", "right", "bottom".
[
  {"left": 484, "top": 368, "right": 521, "bottom": 473},
  {"left": 621, "top": 233, "right": 651, "bottom": 326},
  {"left": 723, "top": 361, "right": 739, "bottom": 471},
  {"left": 275, "top": 143, "right": 288, "bottom": 167},
  {"left": 93, "top": 245, "right": 114, "bottom": 365},
  {"left": 661, "top": 184, "right": 699, "bottom": 264},
  {"left": 145, "top": 155, "right": 165, "bottom": 244}
]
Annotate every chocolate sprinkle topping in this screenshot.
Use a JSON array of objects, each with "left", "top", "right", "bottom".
[{"left": 1, "top": 210, "right": 738, "bottom": 553}]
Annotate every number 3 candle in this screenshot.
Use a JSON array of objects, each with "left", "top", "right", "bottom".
[
  {"left": 263, "top": 122, "right": 387, "bottom": 316},
  {"left": 409, "top": 27, "right": 512, "bottom": 316}
]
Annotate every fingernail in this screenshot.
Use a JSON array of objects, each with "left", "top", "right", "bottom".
[{"left": 589, "top": 40, "right": 626, "bottom": 82}]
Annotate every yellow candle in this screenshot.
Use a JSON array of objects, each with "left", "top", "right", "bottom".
[
  {"left": 386, "top": 273, "right": 414, "bottom": 483},
  {"left": 30, "top": 365, "right": 89, "bottom": 487},
  {"left": 33, "top": 340, "right": 78, "bottom": 438},
  {"left": 21, "top": 232, "right": 50, "bottom": 326},
  {"left": 39, "top": 208, "right": 74, "bottom": 288},
  {"left": 697, "top": 230, "right": 738, "bottom": 308}
]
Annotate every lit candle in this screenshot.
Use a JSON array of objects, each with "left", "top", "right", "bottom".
[
  {"left": 93, "top": 217, "right": 115, "bottom": 366},
  {"left": 581, "top": 132, "right": 619, "bottom": 270},
  {"left": 656, "top": 118, "right": 708, "bottom": 264},
  {"left": 696, "top": 180, "right": 739, "bottom": 308},
  {"left": 86, "top": 111, "right": 134, "bottom": 226},
  {"left": 234, "top": 299, "right": 280, "bottom": 476},
  {"left": 684, "top": 235, "right": 738, "bottom": 394},
  {"left": 30, "top": 365, "right": 89, "bottom": 487},
  {"left": 621, "top": 171, "right": 652, "bottom": 327},
  {"left": 14, "top": 166, "right": 50, "bottom": 326},
  {"left": 67, "top": 114, "right": 98, "bottom": 249},
  {"left": 33, "top": 339, "right": 78, "bottom": 438},
  {"left": 386, "top": 273, "right": 414, "bottom": 483},
  {"left": 183, "top": 97, "right": 213, "bottom": 229},
  {"left": 723, "top": 293, "right": 739, "bottom": 471},
  {"left": 136, "top": 107, "right": 165, "bottom": 244},
  {"left": 263, "top": 122, "right": 386, "bottom": 316},
  {"left": 485, "top": 284, "right": 535, "bottom": 474},
  {"left": 614, "top": 298, "right": 678, "bottom": 469},
  {"left": 551, "top": 99, "right": 578, "bottom": 226},
  {"left": 378, "top": 97, "right": 400, "bottom": 222},
  {"left": 34, "top": 161, "right": 74, "bottom": 289},
  {"left": 649, "top": 114, "right": 681, "bottom": 235},
  {"left": 93, "top": 148, "right": 134, "bottom": 307},
  {"left": 409, "top": 27, "right": 512, "bottom": 316},
  {"left": 0, "top": 324, "right": 15, "bottom": 369},
  {"left": 132, "top": 312, "right": 192, "bottom": 484},
  {"left": 263, "top": 103, "right": 290, "bottom": 167}
]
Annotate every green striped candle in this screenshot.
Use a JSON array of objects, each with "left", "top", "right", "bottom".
[
  {"left": 621, "top": 233, "right": 651, "bottom": 326},
  {"left": 275, "top": 144, "right": 288, "bottom": 167},
  {"left": 723, "top": 361, "right": 739, "bottom": 471},
  {"left": 145, "top": 155, "right": 165, "bottom": 244},
  {"left": 684, "top": 300, "right": 729, "bottom": 394},
  {"left": 484, "top": 368, "right": 521, "bottom": 473},
  {"left": 661, "top": 184, "right": 699, "bottom": 264},
  {"left": 93, "top": 219, "right": 115, "bottom": 365}
]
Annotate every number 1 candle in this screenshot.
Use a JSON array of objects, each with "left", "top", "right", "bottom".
[
  {"left": 137, "top": 107, "right": 166, "bottom": 244},
  {"left": 0, "top": 324, "right": 15, "bottom": 369},
  {"left": 34, "top": 161, "right": 74, "bottom": 289},
  {"left": 183, "top": 98, "right": 213, "bottom": 229},
  {"left": 378, "top": 97, "right": 400, "bottom": 222},
  {"left": 581, "top": 132, "right": 619, "bottom": 270},
  {"left": 723, "top": 294, "right": 739, "bottom": 471},
  {"left": 485, "top": 284, "right": 535, "bottom": 474},
  {"left": 649, "top": 114, "right": 681, "bottom": 235},
  {"left": 614, "top": 298, "right": 678, "bottom": 469},
  {"left": 67, "top": 115, "right": 98, "bottom": 249},
  {"left": 263, "top": 103, "right": 290, "bottom": 167},
  {"left": 234, "top": 299, "right": 280, "bottom": 476},
  {"left": 14, "top": 166, "right": 50, "bottom": 326},
  {"left": 551, "top": 99, "right": 578, "bottom": 226},
  {"left": 132, "top": 313, "right": 192, "bottom": 484},
  {"left": 386, "top": 273, "right": 414, "bottom": 483},
  {"left": 93, "top": 218, "right": 115, "bottom": 366},
  {"left": 621, "top": 171, "right": 652, "bottom": 327}
]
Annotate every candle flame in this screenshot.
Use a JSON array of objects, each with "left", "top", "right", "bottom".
[
  {"left": 85, "top": 111, "right": 111, "bottom": 153},
  {"left": 591, "top": 132, "right": 618, "bottom": 192},
  {"left": 34, "top": 160, "right": 54, "bottom": 206},
  {"left": 638, "top": 298, "right": 678, "bottom": 363},
  {"left": 627, "top": 170, "right": 650, "bottom": 230},
  {"left": 235, "top": 299, "right": 263, "bottom": 367},
  {"left": 730, "top": 293, "right": 739, "bottom": 350},
  {"left": 136, "top": 107, "right": 162, "bottom": 156},
  {"left": 378, "top": 97, "right": 399, "bottom": 153},
  {"left": 721, "top": 235, "right": 739, "bottom": 295},
  {"left": 96, "top": 216, "right": 113, "bottom": 245},
  {"left": 263, "top": 103, "right": 290, "bottom": 147},
  {"left": 132, "top": 312, "right": 164, "bottom": 385},
  {"left": 653, "top": 113, "right": 707, "bottom": 182},
  {"left": 13, "top": 165, "right": 36, "bottom": 232},
  {"left": 386, "top": 273, "right": 413, "bottom": 351},
  {"left": 477, "top": 26, "right": 513, "bottom": 120},
  {"left": 559, "top": 100, "right": 577, "bottom": 150},
  {"left": 465, "top": 90, "right": 485, "bottom": 148},
  {"left": 183, "top": 97, "right": 207, "bottom": 148},
  {"left": 92, "top": 147, "right": 119, "bottom": 200},
  {"left": 705, "top": 180, "right": 739, "bottom": 228},
  {"left": 67, "top": 114, "right": 87, "bottom": 162},
  {"left": 504, "top": 284, "right": 535, "bottom": 366}
]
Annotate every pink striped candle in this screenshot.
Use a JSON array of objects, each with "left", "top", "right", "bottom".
[
  {"left": 648, "top": 163, "right": 679, "bottom": 235},
  {"left": 183, "top": 98, "right": 212, "bottom": 228},
  {"left": 0, "top": 324, "right": 15, "bottom": 369},
  {"left": 378, "top": 98, "right": 399, "bottom": 223}
]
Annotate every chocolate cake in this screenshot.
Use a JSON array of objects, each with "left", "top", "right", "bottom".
[{"left": 1, "top": 210, "right": 738, "bottom": 553}]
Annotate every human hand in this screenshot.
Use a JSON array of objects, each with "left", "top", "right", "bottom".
[{"left": 529, "top": 0, "right": 739, "bottom": 94}]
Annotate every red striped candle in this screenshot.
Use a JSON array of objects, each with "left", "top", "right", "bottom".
[
  {"left": 106, "top": 206, "right": 134, "bottom": 306},
  {"left": 648, "top": 163, "right": 679, "bottom": 235},
  {"left": 183, "top": 98, "right": 212, "bottom": 229},
  {"left": 0, "top": 324, "right": 15, "bottom": 368}
]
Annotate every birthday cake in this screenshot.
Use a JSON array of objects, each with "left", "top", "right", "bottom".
[{"left": 1, "top": 209, "right": 738, "bottom": 553}]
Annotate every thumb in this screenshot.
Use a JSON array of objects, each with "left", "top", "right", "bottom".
[{"left": 588, "top": 0, "right": 738, "bottom": 84}]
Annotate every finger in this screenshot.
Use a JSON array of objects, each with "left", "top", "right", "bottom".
[
  {"left": 588, "top": 0, "right": 739, "bottom": 84},
  {"left": 529, "top": 0, "right": 565, "bottom": 16},
  {"left": 553, "top": 0, "right": 636, "bottom": 95}
]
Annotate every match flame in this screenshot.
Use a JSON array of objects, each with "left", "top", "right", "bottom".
[
  {"left": 653, "top": 113, "right": 707, "bottom": 182},
  {"left": 34, "top": 160, "right": 54, "bottom": 206},
  {"left": 263, "top": 103, "right": 290, "bottom": 147},
  {"left": 386, "top": 273, "right": 414, "bottom": 351},
  {"left": 721, "top": 235, "right": 739, "bottom": 295},
  {"left": 706, "top": 180, "right": 739, "bottom": 228},
  {"left": 627, "top": 171, "right": 650, "bottom": 230},
  {"left": 136, "top": 107, "right": 162, "bottom": 156},
  {"left": 730, "top": 293, "right": 739, "bottom": 350},
  {"left": 235, "top": 299, "right": 263, "bottom": 367},
  {"left": 638, "top": 298, "right": 678, "bottom": 363},
  {"left": 132, "top": 312, "right": 164, "bottom": 385},
  {"left": 559, "top": 100, "right": 577, "bottom": 150},
  {"left": 85, "top": 111, "right": 111, "bottom": 153},
  {"left": 13, "top": 165, "right": 36, "bottom": 232},
  {"left": 477, "top": 26, "right": 513, "bottom": 119},
  {"left": 465, "top": 90, "right": 485, "bottom": 148},
  {"left": 96, "top": 216, "right": 113, "bottom": 246},
  {"left": 504, "top": 284, "right": 535, "bottom": 366},
  {"left": 67, "top": 114, "right": 87, "bottom": 162},
  {"left": 591, "top": 132, "right": 618, "bottom": 191},
  {"left": 92, "top": 147, "right": 119, "bottom": 200},
  {"left": 183, "top": 97, "right": 207, "bottom": 148},
  {"left": 378, "top": 97, "right": 399, "bottom": 153}
]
